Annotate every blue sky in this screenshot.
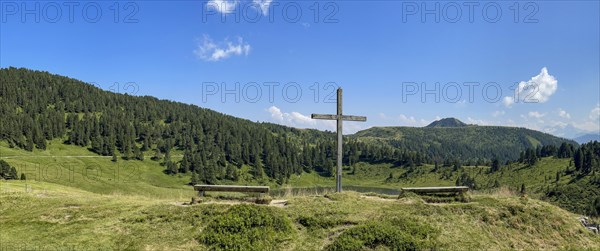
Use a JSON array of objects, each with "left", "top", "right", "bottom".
[{"left": 1, "top": 1, "right": 599, "bottom": 137}]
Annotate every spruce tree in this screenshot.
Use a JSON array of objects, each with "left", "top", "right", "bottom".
[
  {"left": 9, "top": 167, "right": 17, "bottom": 180},
  {"left": 190, "top": 172, "right": 199, "bottom": 185}
]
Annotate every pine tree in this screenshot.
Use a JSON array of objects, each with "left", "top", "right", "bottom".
[
  {"left": 575, "top": 149, "right": 584, "bottom": 171},
  {"left": 225, "top": 164, "right": 237, "bottom": 181},
  {"left": 490, "top": 158, "right": 500, "bottom": 173},
  {"left": 251, "top": 159, "right": 263, "bottom": 179},
  {"left": 152, "top": 149, "right": 163, "bottom": 161},
  {"left": 165, "top": 160, "right": 178, "bottom": 175},
  {"left": 20, "top": 173, "right": 26, "bottom": 180},
  {"left": 324, "top": 160, "right": 335, "bottom": 177},
  {"left": 134, "top": 146, "right": 144, "bottom": 161},
  {"left": 0, "top": 160, "right": 12, "bottom": 179},
  {"left": 190, "top": 171, "right": 199, "bottom": 185},
  {"left": 9, "top": 167, "right": 17, "bottom": 180}
]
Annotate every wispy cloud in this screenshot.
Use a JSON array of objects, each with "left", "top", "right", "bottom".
[
  {"left": 492, "top": 110, "right": 505, "bottom": 117},
  {"left": 503, "top": 67, "right": 558, "bottom": 107},
  {"left": 194, "top": 35, "right": 251, "bottom": 62},
  {"left": 252, "top": 0, "right": 273, "bottom": 15},
  {"left": 207, "top": 0, "right": 238, "bottom": 14},
  {"left": 528, "top": 111, "right": 546, "bottom": 119},
  {"left": 590, "top": 104, "right": 600, "bottom": 120},
  {"left": 398, "top": 114, "right": 417, "bottom": 124},
  {"left": 267, "top": 106, "right": 365, "bottom": 134},
  {"left": 378, "top": 113, "right": 428, "bottom": 126},
  {"left": 466, "top": 117, "right": 491, "bottom": 125},
  {"left": 558, "top": 108, "right": 571, "bottom": 119}
]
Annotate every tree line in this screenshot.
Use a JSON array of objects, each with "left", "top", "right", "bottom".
[{"left": 0, "top": 67, "right": 427, "bottom": 185}]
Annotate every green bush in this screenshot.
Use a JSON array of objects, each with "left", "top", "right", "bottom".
[
  {"left": 326, "top": 218, "right": 438, "bottom": 251},
  {"left": 255, "top": 195, "right": 273, "bottom": 205},
  {"left": 199, "top": 204, "right": 293, "bottom": 250},
  {"left": 298, "top": 215, "right": 350, "bottom": 229}
]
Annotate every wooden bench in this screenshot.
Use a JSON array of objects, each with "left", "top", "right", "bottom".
[
  {"left": 194, "top": 185, "right": 270, "bottom": 197},
  {"left": 400, "top": 186, "right": 469, "bottom": 195}
]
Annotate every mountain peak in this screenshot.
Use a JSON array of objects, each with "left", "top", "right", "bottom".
[{"left": 425, "top": 118, "right": 467, "bottom": 128}]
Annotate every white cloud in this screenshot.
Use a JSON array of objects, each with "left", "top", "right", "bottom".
[
  {"left": 503, "top": 67, "right": 558, "bottom": 107},
  {"left": 466, "top": 117, "right": 490, "bottom": 125},
  {"left": 590, "top": 104, "right": 600, "bottom": 120},
  {"left": 528, "top": 111, "right": 546, "bottom": 119},
  {"left": 572, "top": 104, "right": 600, "bottom": 133},
  {"left": 266, "top": 106, "right": 365, "bottom": 134},
  {"left": 492, "top": 110, "right": 505, "bottom": 117},
  {"left": 207, "top": 0, "right": 238, "bottom": 14},
  {"left": 268, "top": 106, "right": 315, "bottom": 126},
  {"left": 399, "top": 114, "right": 430, "bottom": 126},
  {"left": 572, "top": 121, "right": 600, "bottom": 133},
  {"left": 378, "top": 113, "right": 428, "bottom": 126},
  {"left": 558, "top": 108, "right": 571, "bottom": 119},
  {"left": 398, "top": 114, "right": 417, "bottom": 124},
  {"left": 194, "top": 35, "right": 251, "bottom": 62},
  {"left": 503, "top": 96, "right": 514, "bottom": 107},
  {"left": 252, "top": 0, "right": 273, "bottom": 15}
]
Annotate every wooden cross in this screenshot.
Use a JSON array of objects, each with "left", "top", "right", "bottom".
[{"left": 312, "top": 88, "right": 367, "bottom": 193}]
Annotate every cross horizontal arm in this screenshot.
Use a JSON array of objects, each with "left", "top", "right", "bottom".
[
  {"left": 311, "top": 114, "right": 337, "bottom": 120},
  {"left": 342, "top": 115, "right": 367, "bottom": 122},
  {"left": 311, "top": 114, "right": 367, "bottom": 122}
]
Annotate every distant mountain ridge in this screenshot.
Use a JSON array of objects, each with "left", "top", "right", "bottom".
[
  {"left": 573, "top": 133, "right": 600, "bottom": 144},
  {"left": 425, "top": 118, "right": 468, "bottom": 128},
  {"left": 353, "top": 119, "right": 577, "bottom": 162}
]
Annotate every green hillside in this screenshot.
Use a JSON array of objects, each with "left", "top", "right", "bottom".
[
  {"left": 1, "top": 68, "right": 579, "bottom": 186},
  {"left": 352, "top": 122, "right": 576, "bottom": 162},
  {"left": 2, "top": 67, "right": 599, "bottom": 250},
  {"left": 3, "top": 139, "right": 599, "bottom": 216},
  {"left": 0, "top": 67, "right": 441, "bottom": 185},
  {"left": 1, "top": 180, "right": 598, "bottom": 250}
]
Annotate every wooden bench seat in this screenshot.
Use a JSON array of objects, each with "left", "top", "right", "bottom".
[
  {"left": 193, "top": 185, "right": 270, "bottom": 197},
  {"left": 400, "top": 186, "right": 469, "bottom": 194}
]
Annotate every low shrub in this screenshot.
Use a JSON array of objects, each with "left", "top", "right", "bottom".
[
  {"left": 297, "top": 215, "right": 352, "bottom": 229},
  {"left": 399, "top": 191, "right": 471, "bottom": 203},
  {"left": 326, "top": 217, "right": 439, "bottom": 251},
  {"left": 199, "top": 204, "right": 293, "bottom": 250}
]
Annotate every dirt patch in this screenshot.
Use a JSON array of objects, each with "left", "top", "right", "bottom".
[
  {"left": 169, "top": 202, "right": 193, "bottom": 207},
  {"left": 270, "top": 200, "right": 288, "bottom": 207},
  {"left": 169, "top": 199, "right": 288, "bottom": 207},
  {"left": 60, "top": 204, "right": 81, "bottom": 209}
]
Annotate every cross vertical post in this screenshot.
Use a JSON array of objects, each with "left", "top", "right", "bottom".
[
  {"left": 336, "top": 88, "right": 343, "bottom": 192},
  {"left": 311, "top": 87, "right": 367, "bottom": 193}
]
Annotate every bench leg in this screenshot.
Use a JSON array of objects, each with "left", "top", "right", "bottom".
[{"left": 199, "top": 191, "right": 205, "bottom": 197}]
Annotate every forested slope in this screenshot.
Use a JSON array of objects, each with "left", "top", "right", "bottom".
[
  {"left": 0, "top": 67, "right": 580, "bottom": 185},
  {"left": 353, "top": 124, "right": 577, "bottom": 162},
  {"left": 0, "top": 68, "right": 421, "bottom": 184}
]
